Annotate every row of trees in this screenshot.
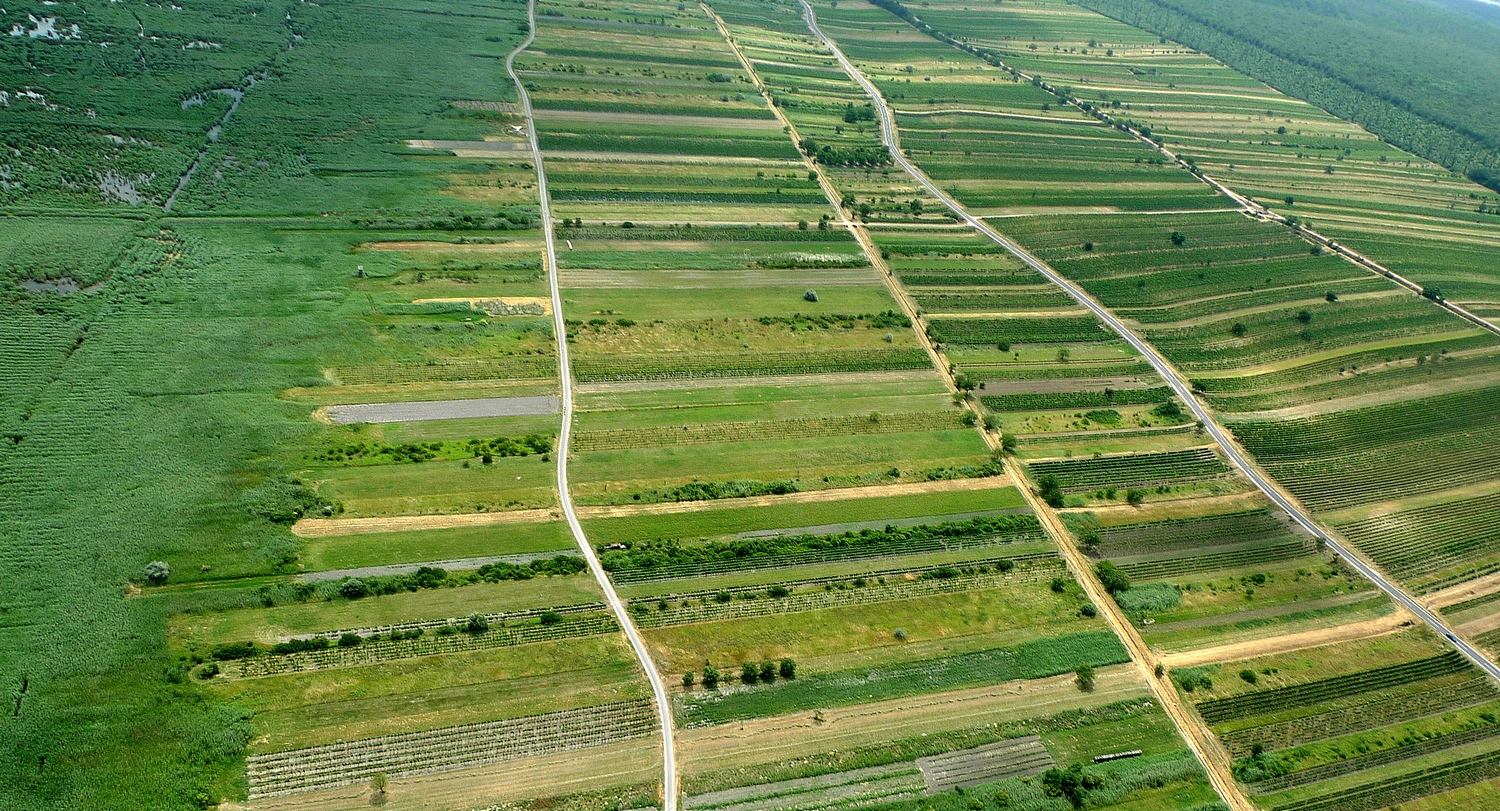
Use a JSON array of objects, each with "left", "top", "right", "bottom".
[{"left": 683, "top": 658, "right": 796, "bottom": 688}]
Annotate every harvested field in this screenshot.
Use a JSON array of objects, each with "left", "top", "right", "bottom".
[{"left": 239, "top": 739, "right": 661, "bottom": 811}]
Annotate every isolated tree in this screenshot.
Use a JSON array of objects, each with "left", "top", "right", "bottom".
[
  {"left": 741, "top": 662, "right": 759, "bottom": 684},
  {"left": 779, "top": 658, "right": 796, "bottom": 679},
  {"left": 1075, "top": 665, "right": 1096, "bottom": 691},
  {"left": 803, "top": 289, "right": 818, "bottom": 302},
  {"left": 143, "top": 561, "right": 171, "bottom": 585},
  {"left": 682, "top": 671, "right": 695, "bottom": 688},
  {"left": 1036, "top": 474, "right": 1065, "bottom": 508},
  {"left": 759, "top": 661, "right": 777, "bottom": 682},
  {"left": 465, "top": 613, "right": 489, "bottom": 633},
  {"left": 1125, "top": 489, "right": 1145, "bottom": 506},
  {"left": 1169, "top": 230, "right": 1186, "bottom": 246},
  {"left": 1001, "top": 433, "right": 1019, "bottom": 455},
  {"left": 1230, "top": 322, "right": 1248, "bottom": 337},
  {"left": 1325, "top": 290, "right": 1339, "bottom": 302},
  {"left": 702, "top": 664, "right": 720, "bottom": 688},
  {"left": 370, "top": 772, "right": 389, "bottom": 801}
]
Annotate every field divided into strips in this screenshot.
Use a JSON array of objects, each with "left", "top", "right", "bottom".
[
  {"left": 685, "top": 3, "right": 1248, "bottom": 811},
  {"left": 817, "top": 5, "right": 1500, "bottom": 810},
  {"left": 493, "top": 2, "right": 1248, "bottom": 809},
  {"left": 776, "top": 1, "right": 1500, "bottom": 810},
  {"left": 818, "top": 0, "right": 1500, "bottom": 748},
  {"left": 0, "top": 0, "right": 718, "bottom": 804},
  {"left": 1163, "top": 629, "right": 1500, "bottom": 811}
]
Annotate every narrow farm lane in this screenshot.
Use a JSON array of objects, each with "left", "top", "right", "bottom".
[{"left": 504, "top": 4, "right": 680, "bottom": 809}]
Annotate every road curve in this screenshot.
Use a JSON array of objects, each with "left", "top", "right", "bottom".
[
  {"left": 504, "top": 5, "right": 680, "bottom": 809},
  {"left": 797, "top": 0, "right": 1500, "bottom": 690}
]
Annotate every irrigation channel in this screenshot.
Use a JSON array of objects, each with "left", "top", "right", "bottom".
[
  {"left": 796, "top": 0, "right": 1500, "bottom": 703},
  {"left": 504, "top": 3, "right": 679, "bottom": 809}
]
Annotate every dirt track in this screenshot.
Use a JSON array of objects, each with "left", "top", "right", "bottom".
[{"left": 1158, "top": 612, "right": 1415, "bottom": 669}]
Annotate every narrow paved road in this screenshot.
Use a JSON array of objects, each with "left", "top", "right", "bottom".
[
  {"left": 797, "top": 0, "right": 1500, "bottom": 696},
  {"left": 505, "top": 6, "right": 680, "bottom": 809}
]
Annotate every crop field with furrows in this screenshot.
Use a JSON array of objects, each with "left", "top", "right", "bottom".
[
  {"left": 1165, "top": 630, "right": 1500, "bottom": 811},
  {"left": 1229, "top": 385, "right": 1500, "bottom": 512},
  {"left": 602, "top": 515, "right": 1050, "bottom": 581},
  {"left": 1026, "top": 448, "right": 1230, "bottom": 494}
]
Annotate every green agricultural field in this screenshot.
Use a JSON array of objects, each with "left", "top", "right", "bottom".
[{"left": 10, "top": 0, "right": 1500, "bottom": 807}]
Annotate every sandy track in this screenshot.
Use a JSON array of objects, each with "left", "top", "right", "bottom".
[{"left": 1158, "top": 612, "right": 1415, "bottom": 669}]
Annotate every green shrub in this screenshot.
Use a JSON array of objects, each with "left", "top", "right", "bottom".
[{"left": 1114, "top": 581, "right": 1181, "bottom": 614}]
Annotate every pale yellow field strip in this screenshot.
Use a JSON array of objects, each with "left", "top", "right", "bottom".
[
  {"left": 1426, "top": 568, "right": 1500, "bottom": 612},
  {"left": 1157, "top": 612, "right": 1415, "bottom": 669},
  {"left": 411, "top": 296, "right": 553, "bottom": 315}
]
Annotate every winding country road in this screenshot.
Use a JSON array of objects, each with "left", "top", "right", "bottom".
[
  {"left": 504, "top": 5, "right": 680, "bottom": 809},
  {"left": 796, "top": 0, "right": 1500, "bottom": 687}
]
